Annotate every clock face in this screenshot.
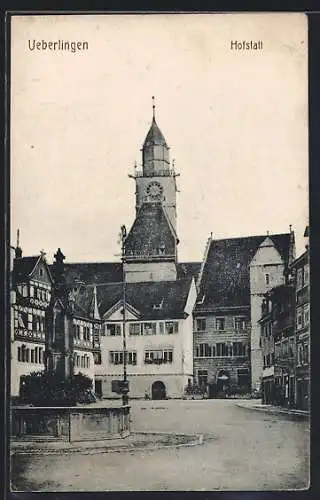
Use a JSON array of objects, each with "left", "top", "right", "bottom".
[{"left": 146, "top": 181, "right": 163, "bottom": 200}]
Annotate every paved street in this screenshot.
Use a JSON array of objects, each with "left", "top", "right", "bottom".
[{"left": 12, "top": 399, "right": 309, "bottom": 491}]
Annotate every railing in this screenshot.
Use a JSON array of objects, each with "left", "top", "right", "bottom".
[
  {"left": 11, "top": 405, "right": 130, "bottom": 442},
  {"left": 125, "top": 254, "right": 176, "bottom": 262},
  {"left": 193, "top": 328, "right": 250, "bottom": 336},
  {"left": 132, "top": 169, "right": 176, "bottom": 178}
]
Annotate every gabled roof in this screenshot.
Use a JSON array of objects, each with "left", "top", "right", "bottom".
[
  {"left": 96, "top": 277, "right": 193, "bottom": 320},
  {"left": 197, "top": 233, "right": 291, "bottom": 309},
  {"left": 12, "top": 255, "right": 53, "bottom": 284},
  {"left": 143, "top": 117, "right": 168, "bottom": 147},
  {"left": 125, "top": 202, "right": 177, "bottom": 259}
]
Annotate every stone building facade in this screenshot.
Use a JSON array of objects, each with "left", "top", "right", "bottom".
[
  {"left": 290, "top": 230, "right": 310, "bottom": 410},
  {"left": 193, "top": 232, "right": 294, "bottom": 396}
]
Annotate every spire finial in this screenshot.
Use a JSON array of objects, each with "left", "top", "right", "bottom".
[
  {"left": 152, "top": 95, "right": 155, "bottom": 120},
  {"left": 17, "top": 228, "right": 20, "bottom": 247}
]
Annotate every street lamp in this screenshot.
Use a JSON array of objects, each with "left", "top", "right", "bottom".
[{"left": 120, "top": 225, "right": 129, "bottom": 407}]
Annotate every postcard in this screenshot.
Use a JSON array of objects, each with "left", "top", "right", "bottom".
[{"left": 9, "top": 12, "right": 309, "bottom": 492}]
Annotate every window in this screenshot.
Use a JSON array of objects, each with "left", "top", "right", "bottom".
[
  {"left": 129, "top": 323, "right": 141, "bottom": 336},
  {"left": 196, "top": 318, "right": 206, "bottom": 332},
  {"left": 83, "top": 326, "right": 91, "bottom": 341},
  {"left": 296, "top": 268, "right": 303, "bottom": 290},
  {"left": 30, "top": 286, "right": 34, "bottom": 297},
  {"left": 109, "top": 351, "right": 124, "bottom": 365},
  {"left": 39, "top": 348, "right": 44, "bottom": 364},
  {"left": 289, "top": 337, "right": 294, "bottom": 358},
  {"left": 198, "top": 370, "right": 208, "bottom": 388},
  {"left": 296, "top": 308, "right": 303, "bottom": 330},
  {"left": 265, "top": 274, "right": 270, "bottom": 285},
  {"left": 196, "top": 343, "right": 212, "bottom": 358},
  {"left": 128, "top": 351, "right": 137, "bottom": 365},
  {"left": 73, "top": 324, "right": 81, "bottom": 339},
  {"left": 94, "top": 352, "right": 102, "bottom": 365},
  {"left": 31, "top": 350, "right": 35, "bottom": 363},
  {"left": 165, "top": 321, "right": 179, "bottom": 334},
  {"left": 144, "top": 349, "right": 173, "bottom": 364},
  {"left": 216, "top": 343, "right": 227, "bottom": 356},
  {"left": 17, "top": 346, "right": 22, "bottom": 361},
  {"left": 304, "top": 264, "right": 309, "bottom": 286},
  {"left": 234, "top": 317, "right": 246, "bottom": 331},
  {"left": 106, "top": 323, "right": 121, "bottom": 336},
  {"left": 142, "top": 322, "right": 156, "bottom": 335},
  {"left": 22, "top": 285, "right": 28, "bottom": 297},
  {"left": 32, "top": 315, "right": 41, "bottom": 331},
  {"left": 233, "top": 342, "right": 246, "bottom": 356},
  {"left": 303, "top": 343, "right": 309, "bottom": 365},
  {"left": 216, "top": 318, "right": 225, "bottom": 331},
  {"left": 303, "top": 304, "right": 310, "bottom": 328},
  {"left": 18, "top": 313, "right": 27, "bottom": 329},
  {"left": 25, "top": 349, "right": 30, "bottom": 363}
]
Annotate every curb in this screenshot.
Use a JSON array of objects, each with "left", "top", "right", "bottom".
[
  {"left": 236, "top": 403, "right": 310, "bottom": 420},
  {"left": 10, "top": 432, "right": 205, "bottom": 456}
]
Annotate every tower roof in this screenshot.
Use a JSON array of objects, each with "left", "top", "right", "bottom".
[{"left": 143, "top": 116, "right": 168, "bottom": 147}]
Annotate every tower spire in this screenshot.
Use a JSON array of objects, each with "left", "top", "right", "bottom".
[
  {"left": 152, "top": 95, "right": 155, "bottom": 120},
  {"left": 15, "top": 228, "right": 22, "bottom": 258}
]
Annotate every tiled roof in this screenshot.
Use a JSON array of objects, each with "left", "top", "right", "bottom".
[
  {"left": 12, "top": 256, "right": 41, "bottom": 284},
  {"left": 197, "top": 234, "right": 291, "bottom": 309},
  {"left": 96, "top": 277, "right": 193, "bottom": 320},
  {"left": 62, "top": 261, "right": 200, "bottom": 286},
  {"left": 143, "top": 117, "right": 167, "bottom": 147},
  {"left": 125, "top": 203, "right": 176, "bottom": 259},
  {"left": 62, "top": 262, "right": 123, "bottom": 285}
]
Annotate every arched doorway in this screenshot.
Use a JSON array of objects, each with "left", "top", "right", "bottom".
[
  {"left": 152, "top": 381, "right": 166, "bottom": 400},
  {"left": 217, "top": 370, "right": 230, "bottom": 393}
]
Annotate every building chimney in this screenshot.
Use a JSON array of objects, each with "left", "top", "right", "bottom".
[{"left": 288, "top": 224, "right": 296, "bottom": 266}]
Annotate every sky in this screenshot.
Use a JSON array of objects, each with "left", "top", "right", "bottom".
[{"left": 11, "top": 13, "right": 308, "bottom": 264}]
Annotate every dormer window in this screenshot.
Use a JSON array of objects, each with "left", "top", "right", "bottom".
[
  {"left": 265, "top": 274, "right": 270, "bottom": 285},
  {"left": 153, "top": 299, "right": 164, "bottom": 310}
]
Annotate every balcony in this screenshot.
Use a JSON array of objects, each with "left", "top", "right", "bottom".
[
  {"left": 193, "top": 328, "right": 250, "bottom": 337},
  {"left": 131, "top": 169, "right": 176, "bottom": 178},
  {"left": 125, "top": 253, "right": 176, "bottom": 262}
]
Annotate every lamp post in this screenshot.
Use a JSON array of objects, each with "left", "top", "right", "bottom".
[{"left": 120, "top": 225, "right": 129, "bottom": 407}]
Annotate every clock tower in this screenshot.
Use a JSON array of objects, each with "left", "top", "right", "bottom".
[
  {"left": 125, "top": 98, "right": 180, "bottom": 283},
  {"left": 131, "top": 97, "right": 179, "bottom": 232}
]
